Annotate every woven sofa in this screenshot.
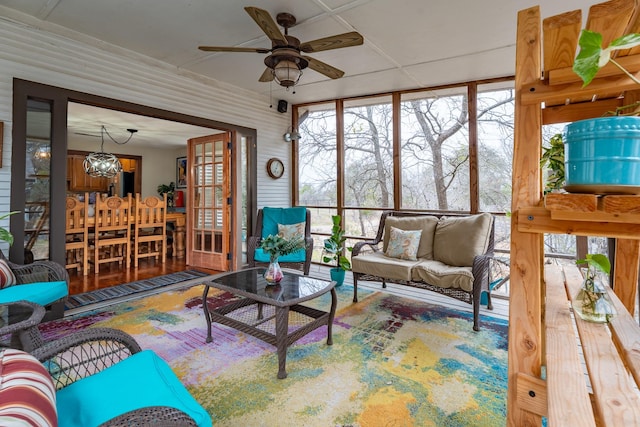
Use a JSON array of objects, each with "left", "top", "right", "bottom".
[{"left": 351, "top": 211, "right": 495, "bottom": 331}]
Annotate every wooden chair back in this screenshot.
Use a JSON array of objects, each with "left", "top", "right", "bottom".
[
  {"left": 91, "top": 194, "right": 132, "bottom": 274},
  {"left": 132, "top": 193, "right": 167, "bottom": 267},
  {"left": 65, "top": 193, "right": 89, "bottom": 275}
]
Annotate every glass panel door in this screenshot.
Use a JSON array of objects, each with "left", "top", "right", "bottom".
[{"left": 188, "top": 132, "right": 230, "bottom": 270}]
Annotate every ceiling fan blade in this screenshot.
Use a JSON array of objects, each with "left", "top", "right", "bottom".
[
  {"left": 244, "top": 6, "right": 288, "bottom": 45},
  {"left": 300, "top": 32, "right": 364, "bottom": 53},
  {"left": 259, "top": 68, "right": 274, "bottom": 82},
  {"left": 304, "top": 56, "right": 345, "bottom": 79},
  {"left": 198, "top": 46, "right": 270, "bottom": 53}
]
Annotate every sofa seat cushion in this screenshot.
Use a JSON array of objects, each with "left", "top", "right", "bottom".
[
  {"left": 433, "top": 213, "right": 493, "bottom": 267},
  {"left": 352, "top": 251, "right": 421, "bottom": 282},
  {"left": 383, "top": 215, "right": 439, "bottom": 259},
  {"left": 411, "top": 260, "right": 474, "bottom": 292},
  {"left": 0, "top": 281, "right": 68, "bottom": 306},
  {"left": 56, "top": 349, "right": 211, "bottom": 427}
]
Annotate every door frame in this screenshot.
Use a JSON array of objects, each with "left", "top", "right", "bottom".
[{"left": 11, "top": 78, "right": 257, "bottom": 267}]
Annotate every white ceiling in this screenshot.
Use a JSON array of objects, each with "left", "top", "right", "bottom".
[
  {"left": 2, "top": 0, "right": 600, "bottom": 146},
  {"left": 0, "top": 0, "right": 601, "bottom": 105}
]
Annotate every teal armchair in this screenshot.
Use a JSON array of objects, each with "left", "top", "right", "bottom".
[
  {"left": 247, "top": 207, "right": 313, "bottom": 274},
  {"left": 0, "top": 254, "right": 69, "bottom": 321}
]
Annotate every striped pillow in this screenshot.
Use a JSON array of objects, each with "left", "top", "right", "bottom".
[
  {"left": 0, "top": 348, "right": 57, "bottom": 426},
  {"left": 0, "top": 259, "right": 16, "bottom": 289}
]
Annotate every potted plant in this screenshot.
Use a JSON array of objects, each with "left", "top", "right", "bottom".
[
  {"left": 573, "top": 253, "right": 616, "bottom": 323},
  {"left": 322, "top": 215, "right": 352, "bottom": 286},
  {"left": 0, "top": 212, "right": 18, "bottom": 246},
  {"left": 563, "top": 30, "right": 640, "bottom": 194},
  {"left": 259, "top": 234, "right": 305, "bottom": 284},
  {"left": 540, "top": 133, "right": 565, "bottom": 194},
  {"left": 157, "top": 182, "right": 175, "bottom": 207}
]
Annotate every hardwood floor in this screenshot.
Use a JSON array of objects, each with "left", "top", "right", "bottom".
[{"left": 67, "top": 258, "right": 220, "bottom": 296}]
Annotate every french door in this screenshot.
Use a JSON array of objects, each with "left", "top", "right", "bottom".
[{"left": 187, "top": 133, "right": 231, "bottom": 271}]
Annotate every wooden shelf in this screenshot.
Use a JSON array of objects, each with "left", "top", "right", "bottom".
[{"left": 545, "top": 193, "right": 640, "bottom": 224}]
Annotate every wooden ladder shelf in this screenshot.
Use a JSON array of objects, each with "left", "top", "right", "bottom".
[{"left": 510, "top": 1, "right": 640, "bottom": 425}]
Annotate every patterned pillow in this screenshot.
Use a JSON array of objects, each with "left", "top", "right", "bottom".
[
  {"left": 278, "top": 222, "right": 305, "bottom": 241},
  {"left": 0, "top": 259, "right": 17, "bottom": 289},
  {"left": 0, "top": 348, "right": 57, "bottom": 426},
  {"left": 385, "top": 227, "right": 422, "bottom": 261}
]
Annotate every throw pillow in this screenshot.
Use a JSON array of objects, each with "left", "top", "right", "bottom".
[
  {"left": 0, "top": 259, "right": 17, "bottom": 289},
  {"left": 0, "top": 348, "right": 57, "bottom": 426},
  {"left": 278, "top": 222, "right": 305, "bottom": 241},
  {"left": 385, "top": 227, "right": 422, "bottom": 261},
  {"left": 383, "top": 215, "right": 439, "bottom": 259},
  {"left": 433, "top": 213, "right": 493, "bottom": 267}
]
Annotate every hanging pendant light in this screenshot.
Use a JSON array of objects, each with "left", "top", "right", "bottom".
[{"left": 83, "top": 125, "right": 136, "bottom": 178}]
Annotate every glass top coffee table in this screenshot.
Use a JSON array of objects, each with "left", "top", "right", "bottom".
[{"left": 202, "top": 267, "right": 337, "bottom": 379}]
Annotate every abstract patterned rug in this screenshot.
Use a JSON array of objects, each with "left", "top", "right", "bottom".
[
  {"left": 64, "top": 269, "right": 210, "bottom": 310},
  {"left": 41, "top": 283, "right": 508, "bottom": 427}
]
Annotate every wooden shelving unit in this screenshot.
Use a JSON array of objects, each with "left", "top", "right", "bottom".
[{"left": 510, "top": 1, "right": 640, "bottom": 426}]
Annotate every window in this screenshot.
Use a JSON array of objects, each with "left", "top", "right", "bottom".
[{"left": 295, "top": 78, "right": 515, "bottom": 266}]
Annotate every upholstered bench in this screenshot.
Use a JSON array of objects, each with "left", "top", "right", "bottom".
[{"left": 351, "top": 211, "right": 495, "bottom": 331}]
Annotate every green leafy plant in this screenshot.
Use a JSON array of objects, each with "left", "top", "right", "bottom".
[
  {"left": 322, "top": 215, "right": 352, "bottom": 271},
  {"left": 540, "top": 133, "right": 565, "bottom": 193},
  {"left": 157, "top": 182, "right": 175, "bottom": 197},
  {"left": 576, "top": 252, "right": 611, "bottom": 276},
  {"left": 574, "top": 253, "right": 615, "bottom": 323},
  {"left": 574, "top": 30, "right": 640, "bottom": 89},
  {"left": 0, "top": 211, "right": 20, "bottom": 246},
  {"left": 260, "top": 234, "right": 305, "bottom": 262}
]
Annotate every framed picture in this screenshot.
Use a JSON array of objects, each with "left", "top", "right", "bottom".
[{"left": 176, "top": 156, "right": 187, "bottom": 188}]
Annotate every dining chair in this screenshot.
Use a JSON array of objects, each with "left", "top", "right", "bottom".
[
  {"left": 132, "top": 193, "right": 167, "bottom": 267},
  {"left": 90, "top": 194, "right": 133, "bottom": 274},
  {"left": 65, "top": 193, "right": 90, "bottom": 275}
]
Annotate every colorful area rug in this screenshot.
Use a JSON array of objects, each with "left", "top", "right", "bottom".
[
  {"left": 42, "top": 283, "right": 508, "bottom": 427},
  {"left": 64, "top": 269, "right": 210, "bottom": 310}
]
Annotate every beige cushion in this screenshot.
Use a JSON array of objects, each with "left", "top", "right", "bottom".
[
  {"left": 383, "top": 215, "right": 439, "bottom": 260},
  {"left": 433, "top": 213, "right": 493, "bottom": 267},
  {"left": 411, "top": 260, "right": 474, "bottom": 292},
  {"left": 352, "top": 251, "right": 421, "bottom": 282}
]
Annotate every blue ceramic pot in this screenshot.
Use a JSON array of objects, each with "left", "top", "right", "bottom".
[
  {"left": 329, "top": 267, "right": 346, "bottom": 286},
  {"left": 563, "top": 116, "right": 640, "bottom": 194}
]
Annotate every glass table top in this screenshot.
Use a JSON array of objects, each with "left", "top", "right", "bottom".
[{"left": 208, "top": 268, "right": 335, "bottom": 305}]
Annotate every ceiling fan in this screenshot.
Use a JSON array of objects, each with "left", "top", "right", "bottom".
[{"left": 198, "top": 7, "right": 364, "bottom": 88}]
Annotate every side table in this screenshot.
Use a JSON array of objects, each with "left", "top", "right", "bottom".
[{"left": 0, "top": 300, "right": 46, "bottom": 351}]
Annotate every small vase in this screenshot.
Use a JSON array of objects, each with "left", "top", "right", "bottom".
[
  {"left": 264, "top": 258, "right": 283, "bottom": 284},
  {"left": 572, "top": 268, "right": 616, "bottom": 323}
]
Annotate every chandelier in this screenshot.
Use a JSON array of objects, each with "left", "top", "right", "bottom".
[{"left": 83, "top": 125, "right": 137, "bottom": 178}]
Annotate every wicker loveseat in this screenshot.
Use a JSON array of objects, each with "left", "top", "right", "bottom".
[{"left": 351, "top": 211, "right": 495, "bottom": 331}]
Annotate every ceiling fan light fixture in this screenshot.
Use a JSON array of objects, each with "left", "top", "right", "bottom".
[{"left": 273, "top": 59, "right": 302, "bottom": 88}]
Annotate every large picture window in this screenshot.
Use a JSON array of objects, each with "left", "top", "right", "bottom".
[{"left": 295, "top": 78, "right": 515, "bottom": 265}]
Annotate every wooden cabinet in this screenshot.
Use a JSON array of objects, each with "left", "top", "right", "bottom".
[{"left": 67, "top": 154, "right": 110, "bottom": 192}]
